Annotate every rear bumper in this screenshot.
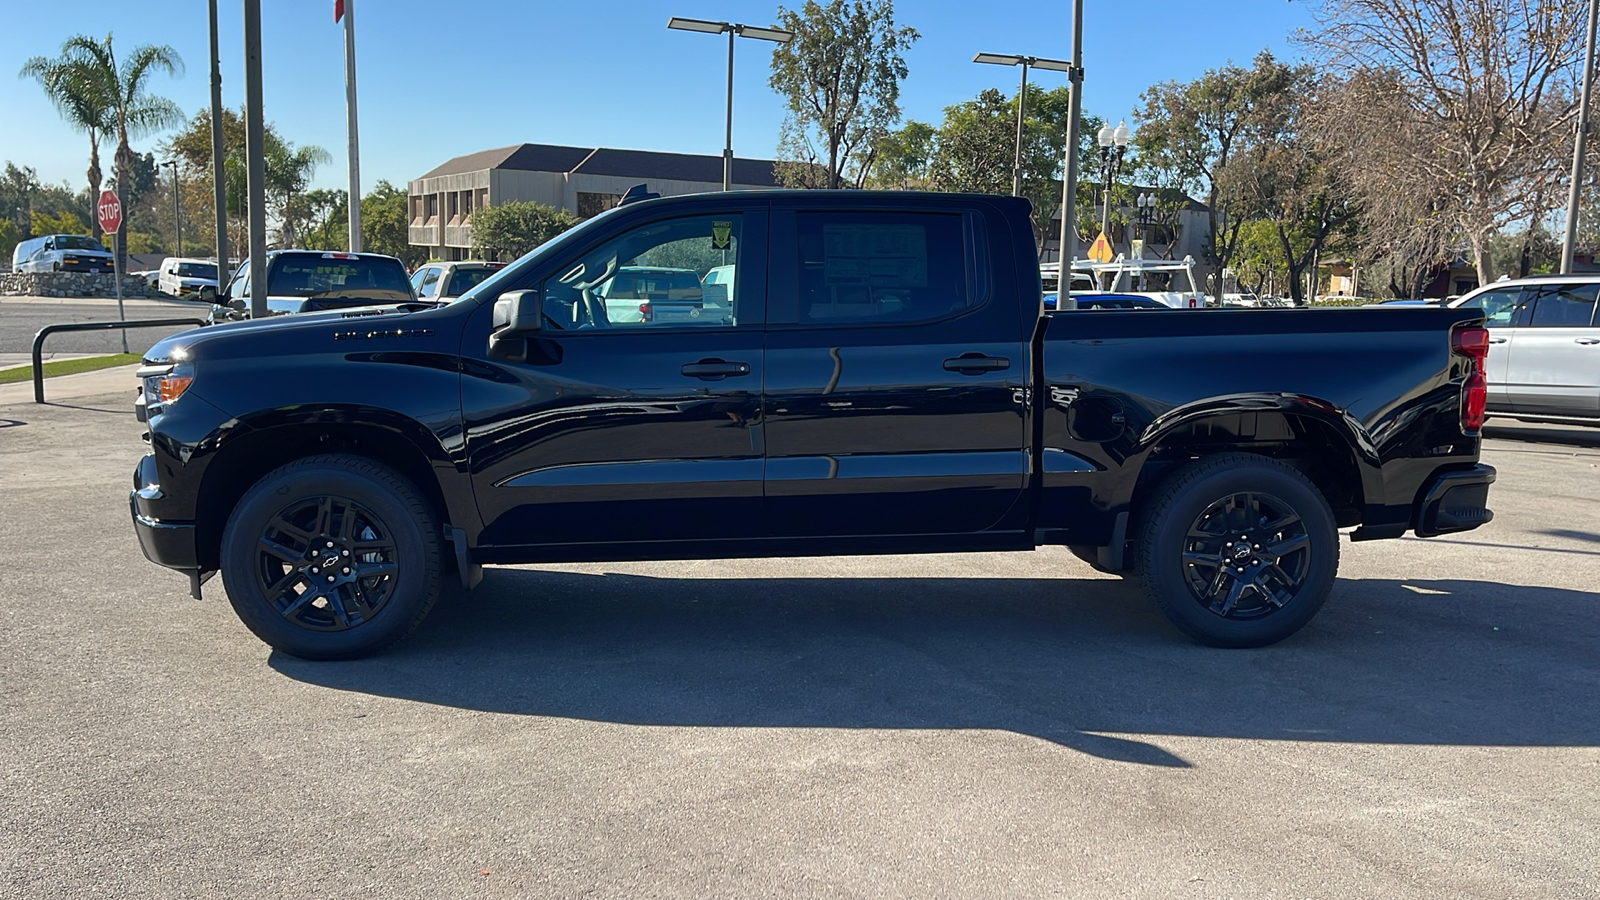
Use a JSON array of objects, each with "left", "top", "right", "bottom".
[
  {"left": 130, "top": 455, "right": 199, "bottom": 572},
  {"left": 1413, "top": 463, "right": 1496, "bottom": 537}
]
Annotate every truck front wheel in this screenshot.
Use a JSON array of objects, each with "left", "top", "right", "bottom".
[
  {"left": 219, "top": 454, "right": 442, "bottom": 660},
  {"left": 1135, "top": 453, "right": 1339, "bottom": 648}
]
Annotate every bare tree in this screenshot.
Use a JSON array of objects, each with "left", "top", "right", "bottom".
[{"left": 1299, "top": 0, "right": 1585, "bottom": 284}]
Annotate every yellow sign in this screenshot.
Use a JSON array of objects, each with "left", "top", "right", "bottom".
[
  {"left": 711, "top": 221, "right": 732, "bottom": 250},
  {"left": 1088, "top": 232, "right": 1115, "bottom": 264}
]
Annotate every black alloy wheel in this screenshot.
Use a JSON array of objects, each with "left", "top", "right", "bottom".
[
  {"left": 253, "top": 495, "right": 400, "bottom": 632},
  {"left": 221, "top": 454, "right": 442, "bottom": 660},
  {"left": 1136, "top": 453, "right": 1338, "bottom": 648},
  {"left": 1180, "top": 492, "right": 1312, "bottom": 619}
]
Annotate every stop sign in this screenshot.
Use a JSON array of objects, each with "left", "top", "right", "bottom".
[{"left": 97, "top": 190, "right": 122, "bottom": 234}]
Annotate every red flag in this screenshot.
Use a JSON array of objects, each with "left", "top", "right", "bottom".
[{"left": 334, "top": 0, "right": 344, "bottom": 22}]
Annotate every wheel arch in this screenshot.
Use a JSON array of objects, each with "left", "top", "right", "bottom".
[
  {"left": 1128, "top": 395, "right": 1379, "bottom": 533},
  {"left": 193, "top": 406, "right": 471, "bottom": 570}
]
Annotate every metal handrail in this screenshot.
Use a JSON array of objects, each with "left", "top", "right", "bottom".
[{"left": 31, "top": 318, "right": 207, "bottom": 404}]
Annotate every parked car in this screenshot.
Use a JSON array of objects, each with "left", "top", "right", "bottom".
[
  {"left": 131, "top": 190, "right": 1494, "bottom": 660},
  {"left": 130, "top": 270, "right": 160, "bottom": 290},
  {"left": 1450, "top": 274, "right": 1600, "bottom": 424},
  {"left": 11, "top": 234, "right": 114, "bottom": 273},
  {"left": 158, "top": 257, "right": 221, "bottom": 298},
  {"left": 1072, "top": 293, "right": 1173, "bottom": 310},
  {"left": 209, "top": 250, "right": 415, "bottom": 324},
  {"left": 597, "top": 266, "right": 710, "bottom": 324},
  {"left": 410, "top": 261, "right": 507, "bottom": 302}
]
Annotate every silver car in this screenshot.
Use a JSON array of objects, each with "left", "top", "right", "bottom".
[{"left": 1452, "top": 275, "right": 1600, "bottom": 423}]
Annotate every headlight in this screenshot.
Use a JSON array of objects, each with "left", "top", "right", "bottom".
[{"left": 143, "top": 363, "right": 195, "bottom": 411}]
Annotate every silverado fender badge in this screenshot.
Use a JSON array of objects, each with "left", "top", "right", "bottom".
[{"left": 333, "top": 328, "right": 435, "bottom": 341}]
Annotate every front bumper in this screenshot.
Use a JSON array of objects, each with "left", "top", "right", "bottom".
[
  {"left": 130, "top": 453, "right": 199, "bottom": 572},
  {"left": 1413, "top": 463, "right": 1496, "bottom": 537}
]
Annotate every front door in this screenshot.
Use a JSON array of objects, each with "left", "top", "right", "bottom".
[
  {"left": 1468, "top": 286, "right": 1523, "bottom": 409},
  {"left": 461, "top": 207, "right": 768, "bottom": 548},
  {"left": 762, "top": 202, "right": 1030, "bottom": 538}
]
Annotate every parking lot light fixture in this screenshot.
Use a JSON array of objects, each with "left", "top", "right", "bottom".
[
  {"left": 668, "top": 16, "right": 795, "bottom": 192},
  {"left": 973, "top": 52, "right": 1074, "bottom": 197}
]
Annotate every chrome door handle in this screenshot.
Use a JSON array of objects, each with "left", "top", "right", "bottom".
[
  {"left": 1575, "top": 338, "right": 1600, "bottom": 345},
  {"left": 1488, "top": 337, "right": 1508, "bottom": 344}
]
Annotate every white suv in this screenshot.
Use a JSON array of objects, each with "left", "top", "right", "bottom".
[{"left": 1451, "top": 275, "right": 1600, "bottom": 423}]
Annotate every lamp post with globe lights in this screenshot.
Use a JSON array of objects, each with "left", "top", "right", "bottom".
[{"left": 1097, "top": 120, "right": 1131, "bottom": 245}]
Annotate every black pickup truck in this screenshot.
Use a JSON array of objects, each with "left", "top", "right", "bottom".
[{"left": 130, "top": 191, "right": 1495, "bottom": 660}]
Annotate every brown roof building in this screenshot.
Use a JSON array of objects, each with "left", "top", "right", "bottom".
[{"left": 407, "top": 143, "right": 781, "bottom": 259}]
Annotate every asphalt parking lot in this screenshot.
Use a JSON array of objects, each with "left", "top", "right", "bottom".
[{"left": 1, "top": 381, "right": 1597, "bottom": 898}]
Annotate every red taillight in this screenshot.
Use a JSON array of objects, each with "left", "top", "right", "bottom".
[{"left": 1452, "top": 324, "right": 1490, "bottom": 434}]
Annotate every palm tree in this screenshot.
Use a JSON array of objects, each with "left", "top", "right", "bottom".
[
  {"left": 19, "top": 51, "right": 114, "bottom": 240},
  {"left": 270, "top": 143, "right": 333, "bottom": 247},
  {"left": 55, "top": 34, "right": 183, "bottom": 263}
]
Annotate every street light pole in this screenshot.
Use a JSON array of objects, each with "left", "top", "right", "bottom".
[
  {"left": 162, "top": 160, "right": 181, "bottom": 257},
  {"left": 1013, "top": 60, "right": 1029, "bottom": 196},
  {"left": 668, "top": 17, "right": 795, "bottom": 193},
  {"left": 243, "top": 0, "right": 268, "bottom": 320},
  {"left": 1562, "top": 0, "right": 1600, "bottom": 273},
  {"left": 1058, "top": 0, "right": 1086, "bottom": 267},
  {"left": 1098, "top": 120, "right": 1130, "bottom": 243},
  {"left": 973, "top": 53, "right": 1073, "bottom": 200},
  {"left": 207, "top": 0, "right": 227, "bottom": 271}
]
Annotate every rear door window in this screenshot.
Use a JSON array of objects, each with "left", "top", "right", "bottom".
[
  {"left": 779, "top": 210, "right": 979, "bottom": 326},
  {"left": 1526, "top": 283, "right": 1599, "bottom": 327}
]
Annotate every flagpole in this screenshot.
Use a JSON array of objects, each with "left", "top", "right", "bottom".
[{"left": 342, "top": 0, "right": 363, "bottom": 252}]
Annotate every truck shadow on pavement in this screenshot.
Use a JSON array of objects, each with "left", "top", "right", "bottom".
[{"left": 271, "top": 570, "right": 1600, "bottom": 766}]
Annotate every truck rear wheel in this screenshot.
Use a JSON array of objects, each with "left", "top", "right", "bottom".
[
  {"left": 219, "top": 454, "right": 442, "bottom": 660},
  {"left": 1135, "top": 453, "right": 1338, "bottom": 648}
]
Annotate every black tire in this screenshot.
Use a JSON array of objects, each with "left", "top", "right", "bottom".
[
  {"left": 1136, "top": 452, "right": 1339, "bottom": 648},
  {"left": 220, "top": 454, "right": 442, "bottom": 660}
]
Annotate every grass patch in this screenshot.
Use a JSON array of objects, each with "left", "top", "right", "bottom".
[{"left": 0, "top": 353, "right": 142, "bottom": 385}]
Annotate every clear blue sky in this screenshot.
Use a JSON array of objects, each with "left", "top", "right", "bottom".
[{"left": 0, "top": 0, "right": 1316, "bottom": 194}]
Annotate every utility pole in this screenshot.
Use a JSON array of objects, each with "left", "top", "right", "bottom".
[
  {"left": 243, "top": 0, "right": 268, "bottom": 320},
  {"left": 208, "top": 0, "right": 228, "bottom": 271},
  {"left": 342, "top": 0, "right": 363, "bottom": 251},
  {"left": 1562, "top": 0, "right": 1599, "bottom": 273},
  {"left": 162, "top": 160, "right": 182, "bottom": 256},
  {"left": 1057, "top": 0, "right": 1085, "bottom": 267}
]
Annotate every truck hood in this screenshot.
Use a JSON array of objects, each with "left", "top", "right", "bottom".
[{"left": 141, "top": 303, "right": 428, "bottom": 365}]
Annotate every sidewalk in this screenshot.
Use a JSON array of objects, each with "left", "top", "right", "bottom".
[
  {"left": 0, "top": 362, "right": 139, "bottom": 407},
  {"left": 0, "top": 351, "right": 103, "bottom": 369}
]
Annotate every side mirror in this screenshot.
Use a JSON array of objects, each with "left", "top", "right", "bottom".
[
  {"left": 492, "top": 289, "right": 542, "bottom": 333},
  {"left": 489, "top": 289, "right": 541, "bottom": 360},
  {"left": 197, "top": 286, "right": 217, "bottom": 303}
]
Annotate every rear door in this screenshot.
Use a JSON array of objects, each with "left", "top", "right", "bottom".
[
  {"left": 1503, "top": 282, "right": 1600, "bottom": 417},
  {"left": 762, "top": 200, "right": 1029, "bottom": 538}
]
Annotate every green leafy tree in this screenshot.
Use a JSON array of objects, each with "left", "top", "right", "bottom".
[
  {"left": 360, "top": 181, "right": 427, "bottom": 267},
  {"left": 470, "top": 200, "right": 579, "bottom": 262},
  {"left": 0, "top": 218, "right": 20, "bottom": 263},
  {"left": 867, "top": 120, "right": 935, "bottom": 189},
  {"left": 300, "top": 188, "right": 349, "bottom": 251},
  {"left": 162, "top": 107, "right": 327, "bottom": 252},
  {"left": 49, "top": 34, "right": 183, "bottom": 267},
  {"left": 31, "top": 209, "right": 89, "bottom": 236},
  {"left": 19, "top": 48, "right": 114, "bottom": 239},
  {"left": 769, "top": 0, "right": 919, "bottom": 189},
  {"left": 1135, "top": 51, "right": 1302, "bottom": 297}
]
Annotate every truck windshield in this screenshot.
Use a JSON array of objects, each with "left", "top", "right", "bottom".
[
  {"left": 267, "top": 256, "right": 413, "bottom": 300},
  {"left": 55, "top": 236, "right": 106, "bottom": 252},
  {"left": 177, "top": 262, "right": 218, "bottom": 279}
]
